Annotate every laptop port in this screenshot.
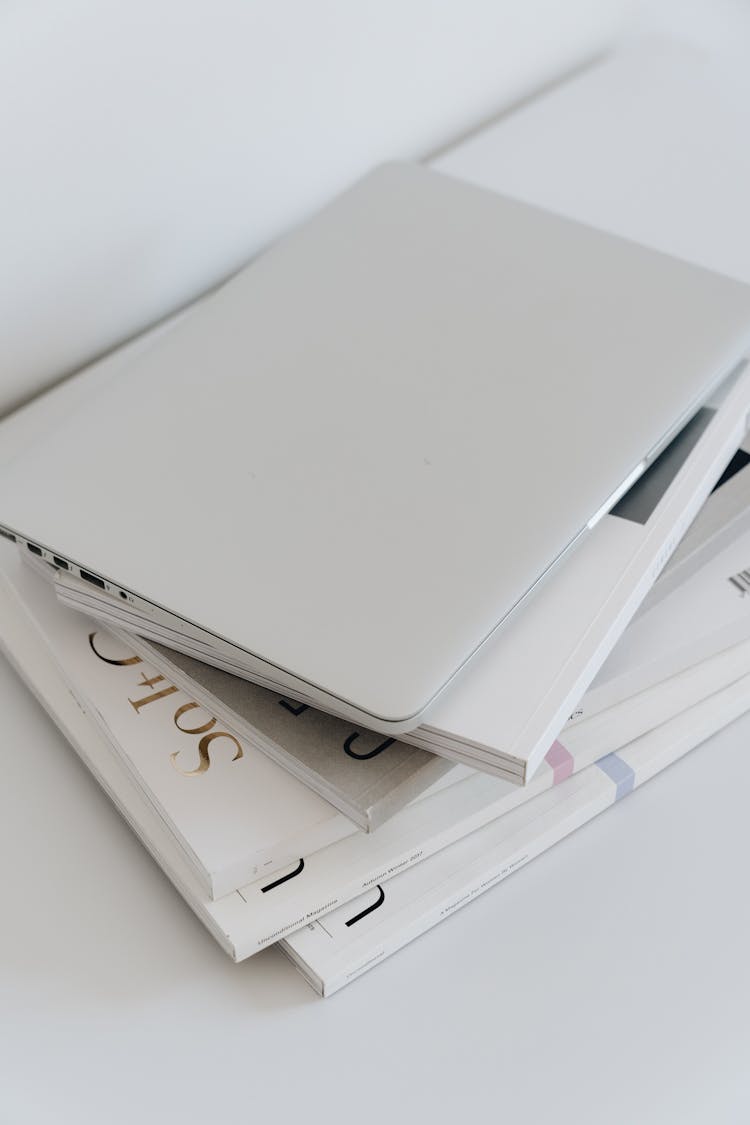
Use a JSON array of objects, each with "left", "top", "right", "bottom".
[
  {"left": 53, "top": 556, "right": 69, "bottom": 570},
  {"left": 0, "top": 528, "right": 16, "bottom": 542},
  {"left": 79, "top": 569, "right": 106, "bottom": 589},
  {"left": 27, "top": 543, "right": 43, "bottom": 556}
]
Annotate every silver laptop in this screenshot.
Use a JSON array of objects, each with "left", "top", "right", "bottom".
[{"left": 1, "top": 162, "right": 750, "bottom": 733}]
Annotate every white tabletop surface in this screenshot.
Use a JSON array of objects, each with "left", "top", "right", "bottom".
[{"left": 3, "top": 30, "right": 750, "bottom": 1124}]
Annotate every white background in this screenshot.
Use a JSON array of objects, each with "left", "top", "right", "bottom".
[
  {"left": 0, "top": 0, "right": 632, "bottom": 412},
  {"left": 2, "top": 4, "right": 750, "bottom": 1122}
]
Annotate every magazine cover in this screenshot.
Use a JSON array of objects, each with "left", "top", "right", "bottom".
[
  {"left": 641, "top": 433, "right": 750, "bottom": 609},
  {"left": 575, "top": 518, "right": 750, "bottom": 722}
]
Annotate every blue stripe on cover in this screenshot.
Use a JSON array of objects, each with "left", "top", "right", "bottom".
[{"left": 596, "top": 753, "right": 635, "bottom": 801}]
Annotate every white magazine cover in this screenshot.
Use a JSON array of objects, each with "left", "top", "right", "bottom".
[
  {"left": 642, "top": 432, "right": 750, "bottom": 609},
  {"left": 575, "top": 518, "right": 750, "bottom": 723},
  {"left": 4, "top": 539, "right": 750, "bottom": 963},
  {"left": 54, "top": 373, "right": 750, "bottom": 785},
  {"left": 282, "top": 675, "right": 750, "bottom": 996}
]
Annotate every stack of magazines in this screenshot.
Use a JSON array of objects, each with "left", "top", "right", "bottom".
[{"left": 3, "top": 162, "right": 750, "bottom": 996}]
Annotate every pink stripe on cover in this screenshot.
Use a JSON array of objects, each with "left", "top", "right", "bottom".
[{"left": 544, "top": 740, "right": 574, "bottom": 785}]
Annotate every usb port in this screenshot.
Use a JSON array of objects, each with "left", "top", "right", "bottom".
[
  {"left": 27, "top": 543, "right": 43, "bottom": 556},
  {"left": 52, "top": 556, "right": 69, "bottom": 570},
  {"left": 0, "top": 528, "right": 16, "bottom": 542},
  {"left": 79, "top": 569, "right": 106, "bottom": 589}
]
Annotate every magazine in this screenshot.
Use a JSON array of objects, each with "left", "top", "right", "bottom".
[
  {"left": 575, "top": 518, "right": 750, "bottom": 723},
  {"left": 642, "top": 433, "right": 750, "bottom": 610}
]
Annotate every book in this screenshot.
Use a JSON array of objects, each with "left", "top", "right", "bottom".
[
  {"left": 54, "top": 372, "right": 750, "bottom": 785},
  {"left": 4, "top": 536, "right": 750, "bottom": 963},
  {"left": 281, "top": 674, "right": 750, "bottom": 996}
]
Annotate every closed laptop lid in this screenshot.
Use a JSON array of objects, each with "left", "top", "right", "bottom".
[{"left": 2, "top": 162, "right": 750, "bottom": 726}]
